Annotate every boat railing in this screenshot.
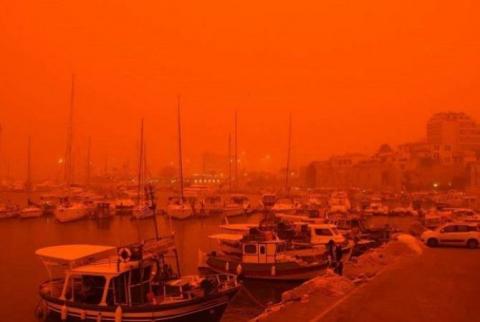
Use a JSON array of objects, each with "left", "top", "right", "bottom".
[
  {"left": 154, "top": 273, "right": 238, "bottom": 303},
  {"left": 39, "top": 278, "right": 64, "bottom": 298}
]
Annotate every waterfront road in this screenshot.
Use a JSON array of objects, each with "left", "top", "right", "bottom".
[{"left": 317, "top": 247, "right": 480, "bottom": 322}]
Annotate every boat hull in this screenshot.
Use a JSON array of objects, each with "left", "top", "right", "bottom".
[
  {"left": 39, "top": 290, "right": 237, "bottom": 322},
  {"left": 206, "top": 255, "right": 328, "bottom": 281},
  {"left": 55, "top": 207, "right": 87, "bottom": 223},
  {"left": 271, "top": 207, "right": 297, "bottom": 215},
  {"left": 20, "top": 206, "right": 43, "bottom": 218},
  {"left": 167, "top": 206, "right": 193, "bottom": 219}
]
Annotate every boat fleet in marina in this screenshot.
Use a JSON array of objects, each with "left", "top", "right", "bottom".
[{"left": 3, "top": 182, "right": 480, "bottom": 321}]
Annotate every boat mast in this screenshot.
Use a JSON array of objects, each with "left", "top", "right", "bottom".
[
  {"left": 137, "top": 119, "right": 145, "bottom": 206},
  {"left": 26, "top": 136, "right": 32, "bottom": 197},
  {"left": 234, "top": 111, "right": 238, "bottom": 190},
  {"left": 64, "top": 74, "right": 75, "bottom": 191},
  {"left": 285, "top": 113, "right": 292, "bottom": 195},
  {"left": 86, "top": 136, "right": 91, "bottom": 188},
  {"left": 0, "top": 124, "right": 2, "bottom": 183},
  {"left": 228, "top": 133, "right": 232, "bottom": 192},
  {"left": 177, "top": 96, "right": 185, "bottom": 202}
]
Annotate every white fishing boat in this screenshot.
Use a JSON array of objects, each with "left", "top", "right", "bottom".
[
  {"left": 205, "top": 232, "right": 331, "bottom": 281},
  {"left": 35, "top": 238, "right": 240, "bottom": 322},
  {"left": 223, "top": 194, "right": 250, "bottom": 217}
]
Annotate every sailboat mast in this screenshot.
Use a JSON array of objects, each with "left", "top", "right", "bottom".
[
  {"left": 234, "top": 111, "right": 238, "bottom": 189},
  {"left": 0, "top": 124, "right": 2, "bottom": 182},
  {"left": 177, "top": 96, "right": 185, "bottom": 201},
  {"left": 228, "top": 133, "right": 232, "bottom": 191},
  {"left": 26, "top": 136, "right": 32, "bottom": 194},
  {"left": 86, "top": 137, "right": 91, "bottom": 187},
  {"left": 137, "top": 119, "right": 145, "bottom": 206},
  {"left": 64, "top": 74, "right": 75, "bottom": 189},
  {"left": 285, "top": 113, "right": 292, "bottom": 194}
]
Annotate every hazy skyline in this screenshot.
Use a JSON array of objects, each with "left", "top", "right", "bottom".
[{"left": 1, "top": 0, "right": 480, "bottom": 179}]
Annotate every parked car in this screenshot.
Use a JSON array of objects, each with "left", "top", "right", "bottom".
[{"left": 421, "top": 223, "right": 480, "bottom": 249}]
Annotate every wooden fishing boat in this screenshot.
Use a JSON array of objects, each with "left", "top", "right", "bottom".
[
  {"left": 204, "top": 232, "right": 330, "bottom": 281},
  {"left": 35, "top": 238, "right": 240, "bottom": 322}
]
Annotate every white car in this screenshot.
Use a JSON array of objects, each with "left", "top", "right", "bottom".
[
  {"left": 293, "top": 223, "right": 346, "bottom": 246},
  {"left": 421, "top": 223, "right": 480, "bottom": 249}
]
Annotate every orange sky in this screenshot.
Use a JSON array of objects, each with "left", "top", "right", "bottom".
[{"left": 1, "top": 0, "right": 480, "bottom": 180}]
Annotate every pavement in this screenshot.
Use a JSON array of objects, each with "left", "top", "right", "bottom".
[{"left": 262, "top": 247, "right": 480, "bottom": 322}]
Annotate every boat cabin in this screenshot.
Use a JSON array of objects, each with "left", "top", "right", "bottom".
[
  {"left": 242, "top": 241, "right": 283, "bottom": 264},
  {"left": 36, "top": 239, "right": 188, "bottom": 307}
]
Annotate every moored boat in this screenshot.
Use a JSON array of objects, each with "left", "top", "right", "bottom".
[
  {"left": 55, "top": 200, "right": 88, "bottom": 223},
  {"left": 271, "top": 197, "right": 298, "bottom": 215},
  {"left": 166, "top": 197, "right": 194, "bottom": 220},
  {"left": 223, "top": 194, "right": 250, "bottom": 217},
  {"left": 0, "top": 204, "right": 19, "bottom": 219},
  {"left": 205, "top": 233, "right": 330, "bottom": 281},
  {"left": 35, "top": 238, "right": 240, "bottom": 322},
  {"left": 19, "top": 205, "right": 43, "bottom": 218},
  {"left": 114, "top": 198, "right": 135, "bottom": 215}
]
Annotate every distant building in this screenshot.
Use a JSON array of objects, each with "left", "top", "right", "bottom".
[
  {"left": 469, "top": 162, "right": 480, "bottom": 191},
  {"left": 302, "top": 112, "right": 480, "bottom": 191},
  {"left": 427, "top": 112, "right": 480, "bottom": 152}
]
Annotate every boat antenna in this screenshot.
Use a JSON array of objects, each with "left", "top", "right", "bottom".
[
  {"left": 177, "top": 95, "right": 185, "bottom": 203},
  {"left": 285, "top": 113, "right": 292, "bottom": 195}
]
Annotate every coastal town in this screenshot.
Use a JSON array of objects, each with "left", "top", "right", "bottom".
[
  {"left": 1, "top": 110, "right": 480, "bottom": 322},
  {"left": 2, "top": 1, "right": 480, "bottom": 321}
]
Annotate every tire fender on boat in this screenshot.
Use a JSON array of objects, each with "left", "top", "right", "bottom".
[
  {"left": 97, "top": 312, "right": 103, "bottom": 322},
  {"left": 225, "top": 261, "right": 230, "bottom": 272},
  {"left": 61, "top": 305, "right": 68, "bottom": 321},
  {"left": 115, "top": 305, "right": 122, "bottom": 322},
  {"left": 236, "top": 264, "right": 242, "bottom": 275},
  {"left": 80, "top": 309, "right": 86, "bottom": 320},
  {"left": 271, "top": 265, "right": 276, "bottom": 276}
]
